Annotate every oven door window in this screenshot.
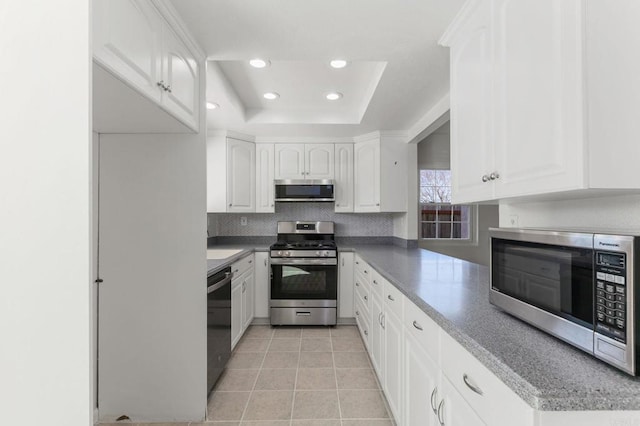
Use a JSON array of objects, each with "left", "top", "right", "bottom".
[
  {"left": 271, "top": 264, "right": 338, "bottom": 300},
  {"left": 491, "top": 239, "right": 593, "bottom": 328}
]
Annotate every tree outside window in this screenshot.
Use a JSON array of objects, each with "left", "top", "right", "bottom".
[{"left": 420, "top": 170, "right": 471, "bottom": 240}]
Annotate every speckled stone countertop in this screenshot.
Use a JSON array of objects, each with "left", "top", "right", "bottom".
[{"left": 351, "top": 245, "right": 640, "bottom": 411}]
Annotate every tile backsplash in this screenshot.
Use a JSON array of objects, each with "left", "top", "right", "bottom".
[{"left": 209, "top": 203, "right": 395, "bottom": 237}]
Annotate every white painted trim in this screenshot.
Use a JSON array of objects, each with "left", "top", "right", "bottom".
[
  {"left": 407, "top": 93, "right": 450, "bottom": 144},
  {"left": 438, "top": 0, "right": 480, "bottom": 47},
  {"left": 152, "top": 0, "right": 206, "bottom": 60},
  {"left": 208, "top": 129, "right": 256, "bottom": 142},
  {"left": 254, "top": 136, "right": 354, "bottom": 144},
  {"left": 353, "top": 131, "right": 381, "bottom": 143}
]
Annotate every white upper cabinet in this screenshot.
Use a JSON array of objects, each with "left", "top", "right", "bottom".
[
  {"left": 446, "top": 0, "right": 494, "bottom": 203},
  {"left": 227, "top": 139, "right": 256, "bottom": 212},
  {"left": 256, "top": 144, "right": 275, "bottom": 213},
  {"left": 161, "top": 24, "right": 199, "bottom": 130},
  {"left": 334, "top": 144, "right": 354, "bottom": 212},
  {"left": 93, "top": 0, "right": 162, "bottom": 103},
  {"left": 441, "top": 0, "right": 640, "bottom": 204},
  {"left": 93, "top": 0, "right": 200, "bottom": 132},
  {"left": 275, "top": 144, "right": 305, "bottom": 180},
  {"left": 207, "top": 136, "right": 256, "bottom": 213},
  {"left": 275, "top": 144, "right": 334, "bottom": 180},
  {"left": 354, "top": 136, "right": 407, "bottom": 212}
]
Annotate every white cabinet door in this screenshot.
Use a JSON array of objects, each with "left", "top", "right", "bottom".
[
  {"left": 242, "top": 269, "right": 254, "bottom": 331},
  {"left": 334, "top": 144, "right": 354, "bottom": 212},
  {"left": 160, "top": 23, "right": 199, "bottom": 130},
  {"left": 354, "top": 140, "right": 381, "bottom": 212},
  {"left": 440, "top": 375, "right": 487, "bottom": 426},
  {"left": 227, "top": 139, "right": 255, "bottom": 212},
  {"left": 231, "top": 279, "right": 243, "bottom": 349},
  {"left": 275, "top": 144, "right": 305, "bottom": 180},
  {"left": 253, "top": 252, "right": 270, "bottom": 318},
  {"left": 369, "top": 293, "right": 384, "bottom": 378},
  {"left": 492, "top": 0, "right": 584, "bottom": 198},
  {"left": 404, "top": 330, "right": 440, "bottom": 426},
  {"left": 93, "top": 0, "right": 162, "bottom": 103},
  {"left": 448, "top": 0, "right": 494, "bottom": 204},
  {"left": 383, "top": 310, "right": 403, "bottom": 424},
  {"left": 305, "top": 144, "right": 334, "bottom": 179},
  {"left": 338, "top": 252, "right": 355, "bottom": 318},
  {"left": 256, "top": 144, "right": 275, "bottom": 213}
]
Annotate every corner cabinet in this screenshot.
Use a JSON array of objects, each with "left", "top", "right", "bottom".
[
  {"left": 207, "top": 136, "right": 256, "bottom": 213},
  {"left": 274, "top": 144, "right": 335, "bottom": 180},
  {"left": 93, "top": 0, "right": 200, "bottom": 131},
  {"left": 441, "top": 0, "right": 640, "bottom": 204},
  {"left": 354, "top": 136, "right": 407, "bottom": 212}
]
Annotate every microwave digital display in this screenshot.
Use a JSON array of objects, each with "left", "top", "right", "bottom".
[{"left": 597, "top": 252, "right": 625, "bottom": 269}]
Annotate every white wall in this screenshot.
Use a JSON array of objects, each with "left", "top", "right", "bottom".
[
  {"left": 0, "top": 2, "right": 92, "bottom": 425},
  {"left": 393, "top": 142, "right": 419, "bottom": 240},
  {"left": 97, "top": 134, "right": 207, "bottom": 422},
  {"left": 500, "top": 194, "right": 640, "bottom": 232}
]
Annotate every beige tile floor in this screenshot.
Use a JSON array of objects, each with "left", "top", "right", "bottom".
[{"left": 102, "top": 325, "right": 394, "bottom": 426}]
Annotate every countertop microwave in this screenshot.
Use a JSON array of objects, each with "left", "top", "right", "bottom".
[{"left": 489, "top": 227, "right": 640, "bottom": 375}]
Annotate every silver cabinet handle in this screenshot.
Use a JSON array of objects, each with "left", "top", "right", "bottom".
[
  {"left": 355, "top": 282, "right": 360, "bottom": 287},
  {"left": 481, "top": 174, "right": 489, "bottom": 182},
  {"left": 242, "top": 282, "right": 246, "bottom": 292},
  {"left": 356, "top": 261, "right": 360, "bottom": 265},
  {"left": 489, "top": 172, "right": 499, "bottom": 180},
  {"left": 342, "top": 257, "right": 345, "bottom": 266},
  {"left": 336, "top": 203, "right": 340, "bottom": 206},
  {"left": 364, "top": 270, "right": 368, "bottom": 274},
  {"left": 166, "top": 85, "right": 172, "bottom": 93},
  {"left": 364, "top": 295, "right": 368, "bottom": 301},
  {"left": 234, "top": 269, "right": 239, "bottom": 273},
  {"left": 463, "top": 373, "right": 483, "bottom": 395},
  {"left": 271, "top": 204, "right": 274, "bottom": 207},
  {"left": 229, "top": 203, "right": 232, "bottom": 207},
  {"left": 387, "top": 294, "right": 395, "bottom": 302},
  {"left": 364, "top": 329, "right": 368, "bottom": 336},
  {"left": 373, "top": 279, "right": 378, "bottom": 285},
  {"left": 437, "top": 399, "right": 445, "bottom": 425},
  {"left": 430, "top": 387, "right": 438, "bottom": 414},
  {"left": 376, "top": 203, "right": 380, "bottom": 206},
  {"left": 412, "top": 320, "right": 423, "bottom": 331},
  {"left": 381, "top": 313, "right": 385, "bottom": 329},
  {"left": 378, "top": 312, "right": 383, "bottom": 325},
  {"left": 248, "top": 259, "right": 253, "bottom": 264},
  {"left": 356, "top": 310, "right": 360, "bottom": 316}
]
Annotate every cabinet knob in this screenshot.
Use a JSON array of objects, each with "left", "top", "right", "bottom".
[
  {"left": 229, "top": 203, "right": 232, "bottom": 207},
  {"left": 364, "top": 329, "right": 368, "bottom": 336},
  {"left": 376, "top": 203, "right": 380, "bottom": 206},
  {"left": 364, "top": 295, "right": 368, "bottom": 301},
  {"left": 356, "top": 310, "right": 360, "bottom": 316},
  {"left": 336, "top": 203, "right": 340, "bottom": 207},
  {"left": 489, "top": 172, "right": 499, "bottom": 181},
  {"left": 481, "top": 175, "right": 489, "bottom": 182},
  {"left": 271, "top": 204, "right": 274, "bottom": 207},
  {"left": 387, "top": 294, "right": 395, "bottom": 302}
]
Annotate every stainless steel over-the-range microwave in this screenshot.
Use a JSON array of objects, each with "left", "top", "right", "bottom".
[{"left": 489, "top": 228, "right": 640, "bottom": 375}]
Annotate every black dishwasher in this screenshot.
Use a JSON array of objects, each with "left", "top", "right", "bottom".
[{"left": 207, "top": 267, "right": 232, "bottom": 395}]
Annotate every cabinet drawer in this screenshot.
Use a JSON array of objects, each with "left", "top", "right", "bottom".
[
  {"left": 354, "top": 255, "right": 371, "bottom": 283},
  {"left": 440, "top": 331, "right": 534, "bottom": 426},
  {"left": 231, "top": 253, "right": 254, "bottom": 277},
  {"left": 383, "top": 279, "right": 404, "bottom": 320},
  {"left": 370, "top": 269, "right": 384, "bottom": 297},
  {"left": 403, "top": 299, "right": 440, "bottom": 363},
  {"left": 355, "top": 296, "right": 370, "bottom": 349},
  {"left": 354, "top": 271, "right": 370, "bottom": 313}
]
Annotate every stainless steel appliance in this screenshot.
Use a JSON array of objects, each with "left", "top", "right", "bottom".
[
  {"left": 490, "top": 228, "right": 640, "bottom": 375},
  {"left": 274, "top": 179, "right": 335, "bottom": 202},
  {"left": 270, "top": 221, "right": 338, "bottom": 325},
  {"left": 207, "top": 266, "right": 232, "bottom": 394}
]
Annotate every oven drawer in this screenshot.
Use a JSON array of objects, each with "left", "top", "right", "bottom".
[{"left": 270, "top": 307, "right": 337, "bottom": 326}]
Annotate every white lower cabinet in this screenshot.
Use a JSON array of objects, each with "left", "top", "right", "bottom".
[
  {"left": 382, "top": 308, "right": 403, "bottom": 424},
  {"left": 253, "top": 252, "right": 270, "bottom": 318},
  {"left": 370, "top": 292, "right": 384, "bottom": 376},
  {"left": 404, "top": 330, "right": 440, "bottom": 426},
  {"left": 440, "top": 375, "right": 487, "bottom": 426},
  {"left": 338, "top": 252, "right": 355, "bottom": 318},
  {"left": 231, "top": 254, "right": 255, "bottom": 349}
]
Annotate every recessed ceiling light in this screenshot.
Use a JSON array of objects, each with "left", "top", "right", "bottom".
[
  {"left": 249, "top": 58, "right": 270, "bottom": 68},
  {"left": 206, "top": 102, "right": 219, "bottom": 110},
  {"left": 326, "top": 92, "right": 343, "bottom": 101},
  {"left": 263, "top": 92, "right": 280, "bottom": 100},
  {"left": 330, "top": 59, "right": 348, "bottom": 69}
]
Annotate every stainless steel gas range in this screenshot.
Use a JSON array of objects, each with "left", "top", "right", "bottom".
[{"left": 270, "top": 221, "right": 338, "bottom": 326}]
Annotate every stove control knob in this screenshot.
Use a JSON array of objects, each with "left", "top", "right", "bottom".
[
  {"left": 285, "top": 251, "right": 291, "bottom": 257},
  {"left": 324, "top": 251, "right": 330, "bottom": 257},
  {"left": 277, "top": 251, "right": 283, "bottom": 256},
  {"left": 316, "top": 251, "right": 321, "bottom": 256}
]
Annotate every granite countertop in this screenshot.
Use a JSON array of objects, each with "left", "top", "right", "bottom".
[{"left": 352, "top": 245, "right": 640, "bottom": 411}]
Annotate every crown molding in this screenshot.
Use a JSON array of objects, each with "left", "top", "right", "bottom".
[
  {"left": 151, "top": 0, "right": 207, "bottom": 60},
  {"left": 438, "top": 0, "right": 481, "bottom": 47},
  {"left": 407, "top": 93, "right": 450, "bottom": 144},
  {"left": 207, "top": 129, "right": 255, "bottom": 142}
]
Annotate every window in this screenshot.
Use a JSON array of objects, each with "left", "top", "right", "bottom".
[{"left": 420, "top": 169, "right": 472, "bottom": 240}]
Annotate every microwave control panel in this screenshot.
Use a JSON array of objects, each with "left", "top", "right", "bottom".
[{"left": 595, "top": 251, "right": 627, "bottom": 343}]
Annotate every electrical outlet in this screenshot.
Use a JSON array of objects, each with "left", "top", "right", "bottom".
[
  {"left": 509, "top": 215, "right": 519, "bottom": 227},
  {"left": 240, "top": 217, "right": 248, "bottom": 226}
]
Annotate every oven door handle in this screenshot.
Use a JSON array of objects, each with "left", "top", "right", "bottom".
[
  {"left": 207, "top": 273, "right": 233, "bottom": 294},
  {"left": 270, "top": 258, "right": 338, "bottom": 266}
]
